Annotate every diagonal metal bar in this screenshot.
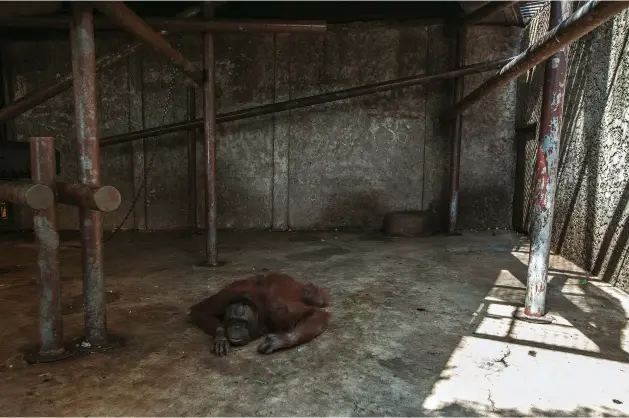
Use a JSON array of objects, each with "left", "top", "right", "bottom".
[
  {"left": 441, "top": 0, "right": 629, "bottom": 122},
  {"left": 0, "top": 16, "right": 327, "bottom": 34},
  {"left": 94, "top": 1, "right": 202, "bottom": 85},
  {"left": 459, "top": 1, "right": 521, "bottom": 27},
  {"left": 0, "top": 6, "right": 201, "bottom": 123},
  {"left": 100, "top": 57, "right": 514, "bottom": 147}
]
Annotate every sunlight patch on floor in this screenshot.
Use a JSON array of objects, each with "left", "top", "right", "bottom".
[
  {"left": 422, "top": 335, "right": 629, "bottom": 415},
  {"left": 423, "top": 259, "right": 629, "bottom": 416}
]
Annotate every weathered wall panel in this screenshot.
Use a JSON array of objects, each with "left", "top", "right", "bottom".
[
  {"left": 5, "top": 22, "right": 520, "bottom": 233},
  {"left": 459, "top": 25, "right": 521, "bottom": 231},
  {"left": 287, "top": 23, "right": 427, "bottom": 230},
  {"left": 515, "top": 8, "right": 629, "bottom": 291}
]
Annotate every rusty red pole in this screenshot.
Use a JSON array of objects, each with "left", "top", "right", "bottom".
[
  {"left": 202, "top": 2, "right": 219, "bottom": 266},
  {"left": 70, "top": 3, "right": 119, "bottom": 351},
  {"left": 441, "top": 0, "right": 629, "bottom": 122},
  {"left": 448, "top": 28, "right": 466, "bottom": 235},
  {"left": 515, "top": 1, "right": 572, "bottom": 323},
  {"left": 24, "top": 136, "right": 76, "bottom": 363}
]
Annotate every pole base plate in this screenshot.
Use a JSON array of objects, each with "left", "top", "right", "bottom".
[
  {"left": 73, "top": 333, "right": 126, "bottom": 354},
  {"left": 513, "top": 307, "right": 554, "bottom": 324},
  {"left": 194, "top": 260, "right": 227, "bottom": 269},
  {"left": 23, "top": 343, "right": 78, "bottom": 365},
  {"left": 447, "top": 231, "right": 463, "bottom": 237}
]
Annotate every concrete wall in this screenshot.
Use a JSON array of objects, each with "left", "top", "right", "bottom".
[
  {"left": 514, "top": 5, "right": 629, "bottom": 290},
  {"left": 5, "top": 21, "right": 520, "bottom": 232}
]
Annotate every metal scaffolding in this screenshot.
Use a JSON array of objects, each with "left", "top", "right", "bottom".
[
  {"left": 0, "top": 1, "right": 328, "bottom": 360},
  {"left": 2, "top": 0, "right": 629, "bottom": 361}
]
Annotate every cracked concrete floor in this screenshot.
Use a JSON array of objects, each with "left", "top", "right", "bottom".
[{"left": 1, "top": 230, "right": 629, "bottom": 416}]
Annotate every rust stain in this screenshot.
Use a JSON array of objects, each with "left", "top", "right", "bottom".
[{"left": 534, "top": 143, "right": 550, "bottom": 211}]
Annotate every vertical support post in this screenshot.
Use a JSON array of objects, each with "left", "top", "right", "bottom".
[
  {"left": 448, "top": 28, "right": 466, "bottom": 235},
  {"left": 515, "top": 1, "right": 572, "bottom": 323},
  {"left": 272, "top": 34, "right": 291, "bottom": 231},
  {"left": 129, "top": 54, "right": 147, "bottom": 231},
  {"left": 201, "top": 1, "right": 219, "bottom": 266},
  {"left": 24, "top": 137, "right": 76, "bottom": 363},
  {"left": 70, "top": 3, "right": 121, "bottom": 350},
  {"left": 187, "top": 86, "right": 198, "bottom": 231}
]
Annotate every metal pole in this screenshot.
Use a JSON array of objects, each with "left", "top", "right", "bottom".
[
  {"left": 441, "top": 0, "right": 629, "bottom": 122},
  {"left": 70, "top": 3, "right": 119, "bottom": 351},
  {"left": 0, "top": 16, "right": 327, "bottom": 34},
  {"left": 0, "top": 6, "right": 201, "bottom": 124},
  {"left": 515, "top": 1, "right": 572, "bottom": 323},
  {"left": 94, "top": 2, "right": 203, "bottom": 85},
  {"left": 187, "top": 87, "right": 197, "bottom": 231},
  {"left": 56, "top": 182, "right": 122, "bottom": 212},
  {"left": 202, "top": 2, "right": 219, "bottom": 267},
  {"left": 24, "top": 136, "right": 76, "bottom": 363},
  {"left": 459, "top": 1, "right": 520, "bottom": 27},
  {"left": 100, "top": 57, "right": 513, "bottom": 147},
  {"left": 448, "top": 28, "right": 466, "bottom": 235},
  {"left": 0, "top": 181, "right": 53, "bottom": 209}
]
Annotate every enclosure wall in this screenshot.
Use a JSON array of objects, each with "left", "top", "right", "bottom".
[
  {"left": 5, "top": 22, "right": 519, "bottom": 232},
  {"left": 514, "top": 6, "right": 629, "bottom": 290}
]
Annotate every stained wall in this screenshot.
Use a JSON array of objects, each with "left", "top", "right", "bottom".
[{"left": 5, "top": 21, "right": 520, "bottom": 232}]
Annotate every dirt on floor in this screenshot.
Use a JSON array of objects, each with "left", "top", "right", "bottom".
[{"left": 0, "top": 230, "right": 628, "bottom": 416}]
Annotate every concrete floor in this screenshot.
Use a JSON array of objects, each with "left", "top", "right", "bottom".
[{"left": 1, "top": 230, "right": 628, "bottom": 416}]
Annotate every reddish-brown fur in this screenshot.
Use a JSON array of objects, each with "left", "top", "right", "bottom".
[{"left": 189, "top": 272, "right": 331, "bottom": 354}]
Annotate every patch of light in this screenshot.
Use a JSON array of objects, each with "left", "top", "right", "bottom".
[
  {"left": 422, "top": 336, "right": 629, "bottom": 415},
  {"left": 510, "top": 316, "right": 600, "bottom": 353},
  {"left": 485, "top": 287, "right": 525, "bottom": 304},
  {"left": 494, "top": 269, "right": 526, "bottom": 288},
  {"left": 486, "top": 303, "right": 518, "bottom": 317},
  {"left": 475, "top": 316, "right": 511, "bottom": 338}
]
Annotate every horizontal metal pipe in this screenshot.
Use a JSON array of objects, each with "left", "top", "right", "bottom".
[
  {"left": 94, "top": 2, "right": 203, "bottom": 85},
  {"left": 56, "top": 182, "right": 122, "bottom": 212},
  {"left": 0, "top": 16, "right": 327, "bottom": 33},
  {"left": 441, "top": 0, "right": 629, "bottom": 121},
  {"left": 0, "top": 180, "right": 54, "bottom": 209},
  {"left": 0, "top": 6, "right": 201, "bottom": 123},
  {"left": 101, "top": 56, "right": 513, "bottom": 147}
]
